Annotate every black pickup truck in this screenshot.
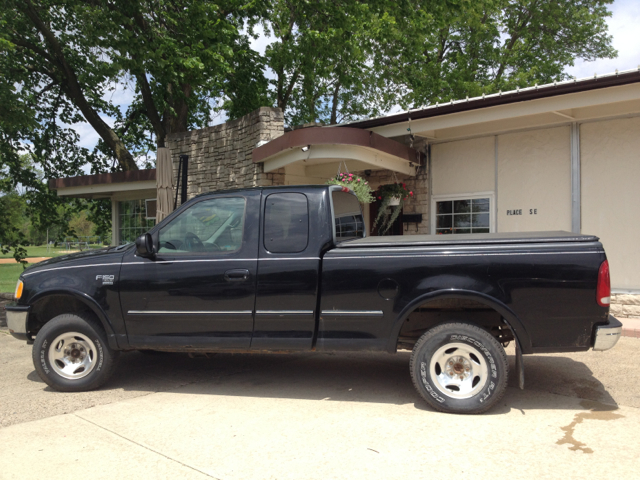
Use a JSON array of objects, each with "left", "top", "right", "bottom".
[{"left": 5, "top": 185, "right": 622, "bottom": 413}]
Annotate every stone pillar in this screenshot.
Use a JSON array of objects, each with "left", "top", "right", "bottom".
[{"left": 166, "top": 107, "right": 285, "bottom": 207}]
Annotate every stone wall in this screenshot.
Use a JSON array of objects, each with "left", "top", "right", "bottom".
[
  {"left": 610, "top": 294, "right": 640, "bottom": 318},
  {"left": 167, "top": 107, "right": 285, "bottom": 205},
  {"left": 359, "top": 135, "right": 430, "bottom": 235},
  {"left": 360, "top": 168, "right": 429, "bottom": 235}
]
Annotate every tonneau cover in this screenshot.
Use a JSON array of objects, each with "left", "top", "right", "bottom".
[{"left": 337, "top": 231, "right": 599, "bottom": 248}]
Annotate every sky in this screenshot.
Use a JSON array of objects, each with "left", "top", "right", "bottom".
[
  {"left": 71, "top": 0, "right": 640, "bottom": 161},
  {"left": 564, "top": 0, "right": 640, "bottom": 79}
]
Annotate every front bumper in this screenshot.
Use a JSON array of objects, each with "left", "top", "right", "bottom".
[
  {"left": 4, "top": 304, "right": 30, "bottom": 341},
  {"left": 593, "top": 315, "right": 622, "bottom": 351}
]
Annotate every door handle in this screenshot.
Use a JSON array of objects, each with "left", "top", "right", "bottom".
[{"left": 224, "top": 269, "right": 250, "bottom": 282}]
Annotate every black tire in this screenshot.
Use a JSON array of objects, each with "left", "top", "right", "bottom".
[
  {"left": 32, "top": 313, "right": 119, "bottom": 392},
  {"left": 410, "top": 322, "right": 508, "bottom": 414}
]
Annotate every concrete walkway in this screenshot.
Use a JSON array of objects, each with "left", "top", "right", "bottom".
[
  {"left": 620, "top": 317, "right": 640, "bottom": 338},
  {"left": 0, "top": 329, "right": 638, "bottom": 480}
]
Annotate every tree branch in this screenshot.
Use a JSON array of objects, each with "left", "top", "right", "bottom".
[{"left": 21, "top": 0, "right": 138, "bottom": 170}]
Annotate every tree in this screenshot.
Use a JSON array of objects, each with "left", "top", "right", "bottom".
[
  {"left": 262, "top": 0, "right": 401, "bottom": 126},
  {"left": 1, "top": 0, "right": 263, "bottom": 257},
  {"left": 383, "top": 0, "right": 617, "bottom": 108},
  {"left": 1, "top": 0, "right": 263, "bottom": 172},
  {"left": 258, "top": 0, "right": 616, "bottom": 125}
]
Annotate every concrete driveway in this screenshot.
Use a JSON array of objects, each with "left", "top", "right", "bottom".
[{"left": 0, "top": 318, "right": 638, "bottom": 480}]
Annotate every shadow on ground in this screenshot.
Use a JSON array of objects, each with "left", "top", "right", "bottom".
[{"left": 23, "top": 349, "right": 619, "bottom": 414}]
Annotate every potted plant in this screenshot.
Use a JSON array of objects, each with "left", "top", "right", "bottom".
[
  {"left": 373, "top": 183, "right": 414, "bottom": 235},
  {"left": 326, "top": 172, "right": 374, "bottom": 204}
]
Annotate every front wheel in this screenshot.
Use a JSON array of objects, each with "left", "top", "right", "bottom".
[
  {"left": 410, "top": 322, "right": 508, "bottom": 414},
  {"left": 32, "top": 313, "right": 119, "bottom": 392}
]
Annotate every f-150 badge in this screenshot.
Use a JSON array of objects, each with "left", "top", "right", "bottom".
[{"left": 96, "top": 275, "right": 115, "bottom": 285}]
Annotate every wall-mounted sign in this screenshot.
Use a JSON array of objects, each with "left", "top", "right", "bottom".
[{"left": 506, "top": 208, "right": 538, "bottom": 216}]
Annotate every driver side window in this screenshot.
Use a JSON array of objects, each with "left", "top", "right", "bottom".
[{"left": 158, "top": 197, "right": 246, "bottom": 254}]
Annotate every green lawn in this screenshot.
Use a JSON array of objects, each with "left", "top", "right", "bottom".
[{"left": 0, "top": 264, "right": 24, "bottom": 293}]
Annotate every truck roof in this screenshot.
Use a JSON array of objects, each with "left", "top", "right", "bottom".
[
  {"left": 194, "top": 184, "right": 329, "bottom": 198},
  {"left": 338, "top": 231, "right": 599, "bottom": 248}
]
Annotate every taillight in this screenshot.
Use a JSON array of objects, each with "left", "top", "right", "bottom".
[{"left": 597, "top": 260, "right": 610, "bottom": 307}]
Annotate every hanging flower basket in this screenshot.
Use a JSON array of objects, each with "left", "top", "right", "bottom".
[
  {"left": 326, "top": 172, "right": 374, "bottom": 204},
  {"left": 373, "top": 183, "right": 414, "bottom": 235}
]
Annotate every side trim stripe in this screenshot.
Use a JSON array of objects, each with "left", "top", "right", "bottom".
[
  {"left": 22, "top": 263, "right": 119, "bottom": 277},
  {"left": 256, "top": 310, "right": 314, "bottom": 315},
  {"left": 321, "top": 310, "right": 384, "bottom": 316},
  {"left": 127, "top": 310, "right": 252, "bottom": 315}
]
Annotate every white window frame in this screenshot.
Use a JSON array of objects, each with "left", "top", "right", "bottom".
[
  {"left": 431, "top": 191, "right": 495, "bottom": 234},
  {"left": 145, "top": 198, "right": 157, "bottom": 221}
]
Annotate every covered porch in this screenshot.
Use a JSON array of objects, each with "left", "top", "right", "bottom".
[{"left": 252, "top": 127, "right": 428, "bottom": 234}]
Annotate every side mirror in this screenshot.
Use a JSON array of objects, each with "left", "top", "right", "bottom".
[{"left": 135, "top": 233, "right": 155, "bottom": 258}]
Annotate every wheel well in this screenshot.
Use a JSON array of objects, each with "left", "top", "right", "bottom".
[
  {"left": 29, "top": 294, "right": 102, "bottom": 336},
  {"left": 397, "top": 297, "right": 515, "bottom": 350}
]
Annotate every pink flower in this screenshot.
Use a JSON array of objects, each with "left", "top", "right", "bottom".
[
  {"left": 409, "top": 191, "right": 414, "bottom": 196},
  {"left": 357, "top": 178, "right": 361, "bottom": 182},
  {"left": 402, "top": 183, "right": 406, "bottom": 188},
  {"left": 378, "top": 196, "right": 382, "bottom": 200}
]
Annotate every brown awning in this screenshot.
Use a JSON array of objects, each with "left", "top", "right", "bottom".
[
  {"left": 253, "top": 127, "right": 423, "bottom": 165},
  {"left": 49, "top": 169, "right": 156, "bottom": 190},
  {"left": 253, "top": 127, "right": 423, "bottom": 177}
]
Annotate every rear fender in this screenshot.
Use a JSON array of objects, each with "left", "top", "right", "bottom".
[{"left": 389, "top": 289, "right": 531, "bottom": 353}]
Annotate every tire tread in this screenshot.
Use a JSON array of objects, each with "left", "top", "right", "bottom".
[
  {"left": 410, "top": 322, "right": 509, "bottom": 414},
  {"left": 32, "top": 312, "right": 119, "bottom": 392}
]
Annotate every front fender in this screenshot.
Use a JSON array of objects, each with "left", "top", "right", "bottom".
[
  {"left": 27, "top": 289, "right": 120, "bottom": 349},
  {"left": 388, "top": 289, "right": 531, "bottom": 353}
]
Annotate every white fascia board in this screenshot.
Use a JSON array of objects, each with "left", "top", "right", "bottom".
[
  {"left": 262, "top": 144, "right": 415, "bottom": 176},
  {"left": 370, "top": 83, "right": 640, "bottom": 138},
  {"left": 56, "top": 180, "right": 157, "bottom": 197}
]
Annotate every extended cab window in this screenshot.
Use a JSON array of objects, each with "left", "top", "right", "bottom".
[
  {"left": 158, "top": 197, "right": 246, "bottom": 254},
  {"left": 332, "top": 190, "right": 365, "bottom": 241},
  {"left": 264, "top": 193, "right": 309, "bottom": 253}
]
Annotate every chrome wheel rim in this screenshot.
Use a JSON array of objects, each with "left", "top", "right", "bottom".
[
  {"left": 429, "top": 342, "right": 488, "bottom": 399},
  {"left": 48, "top": 332, "right": 97, "bottom": 380}
]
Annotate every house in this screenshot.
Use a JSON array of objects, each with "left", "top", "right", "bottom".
[{"left": 51, "top": 68, "right": 640, "bottom": 317}]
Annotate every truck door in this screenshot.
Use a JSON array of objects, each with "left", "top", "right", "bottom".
[
  {"left": 252, "top": 191, "right": 322, "bottom": 350},
  {"left": 119, "top": 191, "right": 259, "bottom": 349}
]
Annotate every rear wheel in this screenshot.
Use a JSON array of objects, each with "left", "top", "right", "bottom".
[
  {"left": 32, "top": 313, "right": 119, "bottom": 392},
  {"left": 410, "top": 322, "right": 508, "bottom": 414}
]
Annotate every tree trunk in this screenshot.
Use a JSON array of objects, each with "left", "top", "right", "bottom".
[
  {"left": 22, "top": 1, "right": 138, "bottom": 171},
  {"left": 330, "top": 82, "right": 341, "bottom": 125}
]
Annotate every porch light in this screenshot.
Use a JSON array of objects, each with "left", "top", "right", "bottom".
[{"left": 301, "top": 145, "right": 310, "bottom": 152}]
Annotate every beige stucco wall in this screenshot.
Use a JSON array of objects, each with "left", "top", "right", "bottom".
[
  {"left": 581, "top": 116, "right": 640, "bottom": 290},
  {"left": 431, "top": 137, "right": 495, "bottom": 196},
  {"left": 497, "top": 126, "right": 571, "bottom": 232}
]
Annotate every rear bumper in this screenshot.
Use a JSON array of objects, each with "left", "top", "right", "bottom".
[
  {"left": 4, "top": 304, "right": 30, "bottom": 341},
  {"left": 593, "top": 315, "right": 622, "bottom": 351}
]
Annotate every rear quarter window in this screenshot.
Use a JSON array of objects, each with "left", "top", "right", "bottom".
[
  {"left": 331, "top": 190, "right": 365, "bottom": 241},
  {"left": 264, "top": 193, "right": 309, "bottom": 253}
]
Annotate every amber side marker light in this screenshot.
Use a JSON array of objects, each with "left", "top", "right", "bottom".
[
  {"left": 596, "top": 260, "right": 610, "bottom": 307},
  {"left": 14, "top": 280, "right": 23, "bottom": 300}
]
